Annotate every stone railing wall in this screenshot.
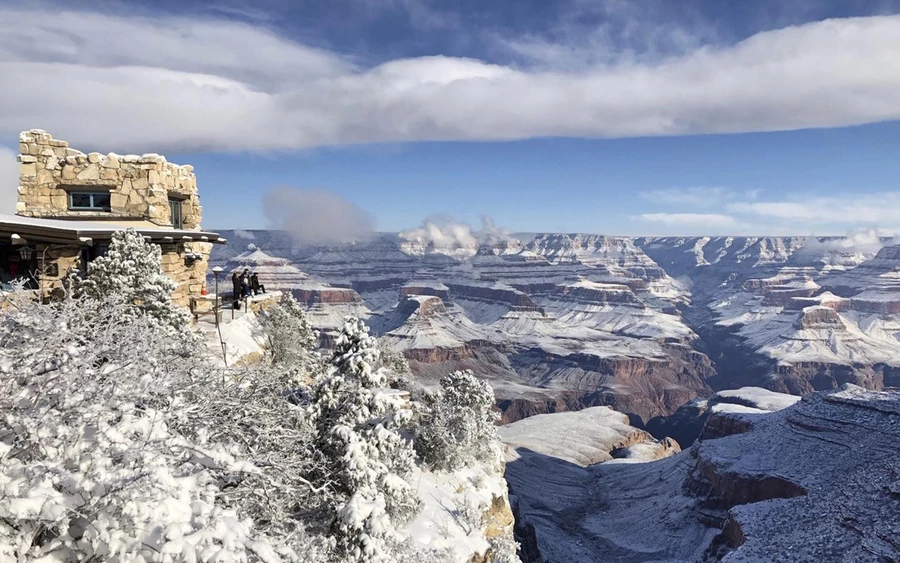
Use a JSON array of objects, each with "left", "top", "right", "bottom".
[
  {"left": 161, "top": 242, "right": 214, "bottom": 309},
  {"left": 17, "top": 130, "right": 202, "bottom": 229}
]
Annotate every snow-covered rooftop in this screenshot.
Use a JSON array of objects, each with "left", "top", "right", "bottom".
[{"left": 0, "top": 213, "right": 225, "bottom": 244}]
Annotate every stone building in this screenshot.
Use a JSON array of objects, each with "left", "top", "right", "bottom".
[{"left": 0, "top": 129, "right": 226, "bottom": 307}]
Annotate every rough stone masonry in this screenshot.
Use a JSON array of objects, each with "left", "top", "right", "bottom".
[{"left": 16, "top": 129, "right": 214, "bottom": 307}]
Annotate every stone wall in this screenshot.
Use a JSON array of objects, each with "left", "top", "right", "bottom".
[
  {"left": 15, "top": 129, "right": 215, "bottom": 308},
  {"left": 35, "top": 244, "right": 81, "bottom": 298},
  {"left": 160, "top": 242, "right": 214, "bottom": 309},
  {"left": 17, "top": 129, "right": 202, "bottom": 228}
]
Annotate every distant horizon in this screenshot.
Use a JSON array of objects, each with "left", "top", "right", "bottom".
[{"left": 213, "top": 227, "right": 897, "bottom": 244}]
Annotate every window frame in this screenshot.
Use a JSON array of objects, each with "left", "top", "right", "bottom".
[
  {"left": 168, "top": 197, "right": 184, "bottom": 229},
  {"left": 68, "top": 191, "right": 112, "bottom": 211}
]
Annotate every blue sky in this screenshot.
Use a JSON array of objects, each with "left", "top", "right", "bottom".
[{"left": 1, "top": 0, "right": 900, "bottom": 237}]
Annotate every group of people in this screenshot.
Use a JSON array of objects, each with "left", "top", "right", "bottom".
[{"left": 231, "top": 269, "right": 265, "bottom": 309}]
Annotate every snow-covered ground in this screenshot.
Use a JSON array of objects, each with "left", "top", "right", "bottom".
[
  {"left": 499, "top": 407, "right": 664, "bottom": 466},
  {"left": 405, "top": 458, "right": 514, "bottom": 561},
  {"left": 714, "top": 386, "right": 800, "bottom": 412},
  {"left": 506, "top": 385, "right": 900, "bottom": 562}
]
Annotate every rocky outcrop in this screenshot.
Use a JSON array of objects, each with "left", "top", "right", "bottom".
[
  {"left": 793, "top": 305, "right": 845, "bottom": 329},
  {"left": 291, "top": 286, "right": 363, "bottom": 306},
  {"left": 496, "top": 392, "right": 598, "bottom": 425},
  {"left": 549, "top": 281, "right": 640, "bottom": 305},
  {"left": 783, "top": 292, "right": 850, "bottom": 311},
  {"left": 404, "top": 345, "right": 473, "bottom": 362},
  {"left": 760, "top": 286, "right": 819, "bottom": 306},
  {"left": 647, "top": 387, "right": 799, "bottom": 447},
  {"left": 611, "top": 436, "right": 681, "bottom": 461},
  {"left": 850, "top": 290, "right": 900, "bottom": 314},
  {"left": 372, "top": 295, "right": 489, "bottom": 365},
  {"left": 697, "top": 407, "right": 762, "bottom": 441},
  {"left": 400, "top": 279, "right": 451, "bottom": 302},
  {"left": 771, "top": 361, "right": 887, "bottom": 394},
  {"left": 500, "top": 406, "right": 681, "bottom": 467},
  {"left": 505, "top": 344, "right": 716, "bottom": 424},
  {"left": 508, "top": 386, "right": 900, "bottom": 563},
  {"left": 446, "top": 282, "right": 544, "bottom": 312}
]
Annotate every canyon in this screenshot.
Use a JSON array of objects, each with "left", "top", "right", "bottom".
[
  {"left": 210, "top": 232, "right": 900, "bottom": 429},
  {"left": 503, "top": 384, "right": 900, "bottom": 562}
]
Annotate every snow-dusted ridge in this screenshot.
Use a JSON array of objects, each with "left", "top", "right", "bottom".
[
  {"left": 507, "top": 385, "right": 900, "bottom": 562},
  {"left": 211, "top": 232, "right": 900, "bottom": 425}
]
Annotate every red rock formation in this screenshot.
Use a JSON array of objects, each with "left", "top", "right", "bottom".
[
  {"left": 850, "top": 292, "right": 900, "bottom": 314},
  {"left": 500, "top": 345, "right": 716, "bottom": 424},
  {"left": 793, "top": 306, "right": 845, "bottom": 330},
  {"left": 290, "top": 286, "right": 363, "bottom": 306},
  {"left": 550, "top": 282, "right": 639, "bottom": 305},
  {"left": 404, "top": 346, "right": 472, "bottom": 362},
  {"left": 784, "top": 295, "right": 850, "bottom": 311},
  {"left": 400, "top": 284, "right": 451, "bottom": 303},
  {"left": 698, "top": 409, "right": 760, "bottom": 441},
  {"left": 446, "top": 282, "right": 544, "bottom": 312},
  {"left": 351, "top": 277, "right": 409, "bottom": 293},
  {"left": 760, "top": 286, "right": 818, "bottom": 306}
]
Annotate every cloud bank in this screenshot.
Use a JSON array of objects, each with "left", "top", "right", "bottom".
[
  {"left": 400, "top": 215, "right": 512, "bottom": 252},
  {"left": 1, "top": 9, "right": 900, "bottom": 152},
  {"left": 262, "top": 187, "right": 375, "bottom": 245},
  {"left": 632, "top": 186, "right": 900, "bottom": 236},
  {"left": 0, "top": 147, "right": 18, "bottom": 213}
]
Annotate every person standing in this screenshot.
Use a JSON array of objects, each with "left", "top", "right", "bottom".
[
  {"left": 231, "top": 271, "right": 241, "bottom": 310},
  {"left": 241, "top": 269, "right": 252, "bottom": 298}
]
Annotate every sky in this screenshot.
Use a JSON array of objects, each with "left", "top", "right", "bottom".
[{"left": 1, "top": 0, "right": 899, "bottom": 238}]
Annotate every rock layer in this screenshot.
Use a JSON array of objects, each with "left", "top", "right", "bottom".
[{"left": 507, "top": 385, "right": 900, "bottom": 563}]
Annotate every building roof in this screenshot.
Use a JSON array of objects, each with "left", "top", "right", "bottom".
[{"left": 0, "top": 214, "right": 226, "bottom": 246}]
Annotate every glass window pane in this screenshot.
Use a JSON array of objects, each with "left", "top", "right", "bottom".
[
  {"left": 91, "top": 193, "right": 111, "bottom": 209},
  {"left": 169, "top": 199, "right": 182, "bottom": 228},
  {"left": 70, "top": 193, "right": 92, "bottom": 208}
]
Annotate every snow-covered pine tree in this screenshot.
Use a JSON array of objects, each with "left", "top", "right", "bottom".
[
  {"left": 262, "top": 292, "right": 319, "bottom": 368},
  {"left": 378, "top": 340, "right": 412, "bottom": 378},
  {"left": 307, "top": 316, "right": 420, "bottom": 562},
  {"left": 70, "top": 228, "right": 188, "bottom": 332},
  {"left": 0, "top": 292, "right": 285, "bottom": 562},
  {"left": 415, "top": 370, "right": 500, "bottom": 471},
  {"left": 0, "top": 284, "right": 347, "bottom": 562}
]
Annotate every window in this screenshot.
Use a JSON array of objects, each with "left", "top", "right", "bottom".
[
  {"left": 69, "top": 192, "right": 111, "bottom": 211},
  {"left": 80, "top": 245, "right": 109, "bottom": 276},
  {"left": 169, "top": 198, "right": 183, "bottom": 229}
]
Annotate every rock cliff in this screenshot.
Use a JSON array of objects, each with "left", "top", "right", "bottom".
[
  {"left": 211, "top": 231, "right": 900, "bottom": 424},
  {"left": 507, "top": 385, "right": 900, "bottom": 562}
]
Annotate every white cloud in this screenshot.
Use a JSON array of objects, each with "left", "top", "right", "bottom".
[
  {"left": 638, "top": 186, "right": 759, "bottom": 208},
  {"left": 233, "top": 229, "right": 256, "bottom": 240},
  {"left": 727, "top": 192, "right": 900, "bottom": 225},
  {"left": 1, "top": 10, "right": 900, "bottom": 152},
  {"left": 637, "top": 213, "right": 738, "bottom": 228},
  {"left": 0, "top": 146, "right": 18, "bottom": 214},
  {"left": 798, "top": 228, "right": 889, "bottom": 255},
  {"left": 399, "top": 215, "right": 512, "bottom": 252},
  {"left": 262, "top": 187, "right": 375, "bottom": 245}
]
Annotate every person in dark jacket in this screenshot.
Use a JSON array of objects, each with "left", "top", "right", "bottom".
[
  {"left": 250, "top": 272, "right": 265, "bottom": 295},
  {"left": 231, "top": 271, "right": 241, "bottom": 310}
]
